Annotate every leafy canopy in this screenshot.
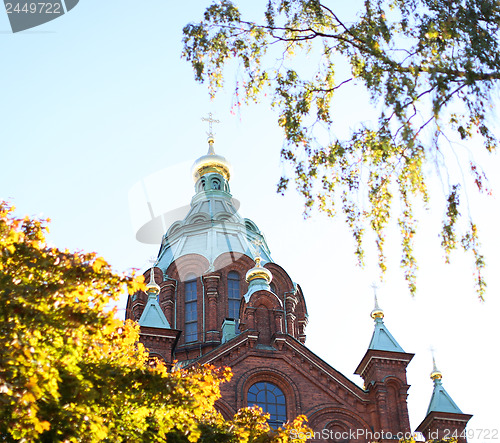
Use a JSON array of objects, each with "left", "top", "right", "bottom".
[
  {"left": 181, "top": 0, "right": 498, "bottom": 298},
  {"left": 0, "top": 202, "right": 309, "bottom": 442}
]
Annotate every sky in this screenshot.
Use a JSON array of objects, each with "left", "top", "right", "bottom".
[{"left": 1, "top": 0, "right": 499, "bottom": 439}]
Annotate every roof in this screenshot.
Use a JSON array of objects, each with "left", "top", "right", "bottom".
[
  {"left": 156, "top": 170, "right": 273, "bottom": 273},
  {"left": 139, "top": 295, "right": 171, "bottom": 329},
  {"left": 427, "top": 378, "right": 463, "bottom": 415},
  {"left": 244, "top": 277, "right": 273, "bottom": 302},
  {"left": 368, "top": 317, "right": 405, "bottom": 353}
]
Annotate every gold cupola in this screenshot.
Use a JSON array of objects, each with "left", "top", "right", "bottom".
[
  {"left": 191, "top": 137, "right": 232, "bottom": 182},
  {"left": 245, "top": 257, "right": 273, "bottom": 284}
]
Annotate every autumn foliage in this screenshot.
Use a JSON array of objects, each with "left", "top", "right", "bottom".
[
  {"left": 182, "top": 0, "right": 494, "bottom": 298},
  {"left": 0, "top": 202, "right": 309, "bottom": 442}
]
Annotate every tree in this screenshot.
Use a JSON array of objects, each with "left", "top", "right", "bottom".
[
  {"left": 0, "top": 201, "right": 309, "bottom": 442},
  {"left": 181, "top": 0, "right": 498, "bottom": 298}
]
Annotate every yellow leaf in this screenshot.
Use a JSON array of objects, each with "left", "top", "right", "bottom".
[
  {"left": 92, "top": 257, "right": 107, "bottom": 273},
  {"left": 35, "top": 421, "right": 51, "bottom": 432}
]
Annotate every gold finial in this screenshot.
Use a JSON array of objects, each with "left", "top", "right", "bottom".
[
  {"left": 201, "top": 112, "right": 220, "bottom": 147},
  {"left": 146, "top": 267, "right": 161, "bottom": 296},
  {"left": 370, "top": 282, "right": 384, "bottom": 319},
  {"left": 430, "top": 350, "right": 443, "bottom": 381},
  {"left": 246, "top": 239, "right": 272, "bottom": 283}
]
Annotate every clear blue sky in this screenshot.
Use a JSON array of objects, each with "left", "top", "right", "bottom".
[{"left": 1, "top": 0, "right": 499, "bottom": 437}]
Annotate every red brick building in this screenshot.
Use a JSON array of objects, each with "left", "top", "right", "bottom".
[{"left": 126, "top": 139, "right": 471, "bottom": 442}]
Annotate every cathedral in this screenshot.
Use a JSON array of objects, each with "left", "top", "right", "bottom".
[{"left": 125, "top": 134, "right": 472, "bottom": 443}]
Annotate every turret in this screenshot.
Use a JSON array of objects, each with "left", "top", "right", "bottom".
[
  {"left": 136, "top": 267, "right": 180, "bottom": 366},
  {"left": 416, "top": 357, "right": 472, "bottom": 443},
  {"left": 355, "top": 292, "right": 413, "bottom": 441}
]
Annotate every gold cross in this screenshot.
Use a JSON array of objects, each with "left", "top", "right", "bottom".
[{"left": 201, "top": 112, "right": 220, "bottom": 137}]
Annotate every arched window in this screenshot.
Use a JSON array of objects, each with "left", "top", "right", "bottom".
[
  {"left": 270, "top": 282, "right": 277, "bottom": 294},
  {"left": 212, "top": 178, "right": 221, "bottom": 190},
  {"left": 184, "top": 274, "right": 197, "bottom": 343},
  {"left": 227, "top": 271, "right": 240, "bottom": 321},
  {"left": 247, "top": 382, "right": 286, "bottom": 428}
]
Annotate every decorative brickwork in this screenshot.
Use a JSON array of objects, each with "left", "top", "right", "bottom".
[
  {"left": 126, "top": 254, "right": 472, "bottom": 441},
  {"left": 125, "top": 158, "right": 471, "bottom": 441},
  {"left": 138, "top": 325, "right": 180, "bottom": 366},
  {"left": 416, "top": 412, "right": 473, "bottom": 443}
]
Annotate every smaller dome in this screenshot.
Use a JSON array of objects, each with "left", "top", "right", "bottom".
[
  {"left": 192, "top": 139, "right": 232, "bottom": 182},
  {"left": 146, "top": 281, "right": 161, "bottom": 296},
  {"left": 246, "top": 257, "right": 272, "bottom": 284},
  {"left": 430, "top": 369, "right": 443, "bottom": 381},
  {"left": 371, "top": 307, "right": 384, "bottom": 319},
  {"left": 146, "top": 268, "right": 161, "bottom": 296}
]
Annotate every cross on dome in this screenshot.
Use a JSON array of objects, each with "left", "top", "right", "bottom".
[
  {"left": 251, "top": 239, "right": 264, "bottom": 261},
  {"left": 201, "top": 112, "right": 220, "bottom": 139}
]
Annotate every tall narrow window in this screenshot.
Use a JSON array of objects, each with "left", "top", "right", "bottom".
[
  {"left": 227, "top": 271, "right": 240, "bottom": 321},
  {"left": 185, "top": 276, "right": 197, "bottom": 343},
  {"left": 247, "top": 382, "right": 286, "bottom": 428}
]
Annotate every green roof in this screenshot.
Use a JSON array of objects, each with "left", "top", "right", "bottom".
[
  {"left": 139, "top": 295, "right": 171, "bottom": 329},
  {"left": 427, "top": 378, "right": 463, "bottom": 415},
  {"left": 156, "top": 171, "right": 273, "bottom": 273},
  {"left": 368, "top": 317, "right": 405, "bottom": 353}
]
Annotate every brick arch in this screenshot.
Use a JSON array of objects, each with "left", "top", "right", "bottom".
[
  {"left": 210, "top": 252, "right": 254, "bottom": 328},
  {"left": 323, "top": 419, "right": 359, "bottom": 443},
  {"left": 294, "top": 283, "right": 308, "bottom": 318},
  {"left": 239, "top": 289, "right": 284, "bottom": 336},
  {"left": 167, "top": 253, "right": 209, "bottom": 282},
  {"left": 247, "top": 290, "right": 283, "bottom": 310},
  {"left": 383, "top": 376, "right": 407, "bottom": 434},
  {"left": 265, "top": 262, "right": 295, "bottom": 299},
  {"left": 215, "top": 398, "right": 236, "bottom": 421},
  {"left": 264, "top": 264, "right": 307, "bottom": 341},
  {"left": 242, "top": 290, "right": 284, "bottom": 341},
  {"left": 147, "top": 352, "right": 166, "bottom": 364},
  {"left": 213, "top": 251, "right": 254, "bottom": 273},
  {"left": 212, "top": 253, "right": 253, "bottom": 299},
  {"left": 130, "top": 297, "right": 146, "bottom": 322},
  {"left": 236, "top": 367, "right": 301, "bottom": 419},
  {"left": 226, "top": 269, "right": 242, "bottom": 280},
  {"left": 293, "top": 284, "right": 308, "bottom": 342},
  {"left": 307, "top": 407, "right": 371, "bottom": 442},
  {"left": 382, "top": 375, "right": 404, "bottom": 386}
]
